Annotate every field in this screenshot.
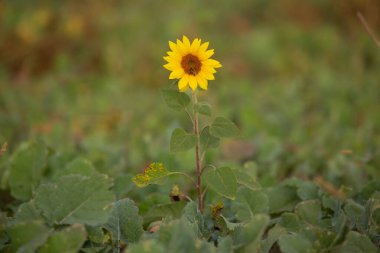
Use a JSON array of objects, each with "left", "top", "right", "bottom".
[{"left": 1, "top": 1, "right": 380, "bottom": 252}]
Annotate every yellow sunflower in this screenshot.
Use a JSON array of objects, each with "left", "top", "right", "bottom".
[{"left": 163, "top": 36, "right": 222, "bottom": 92}]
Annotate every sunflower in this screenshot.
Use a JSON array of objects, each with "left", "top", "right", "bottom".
[{"left": 163, "top": 36, "right": 222, "bottom": 92}]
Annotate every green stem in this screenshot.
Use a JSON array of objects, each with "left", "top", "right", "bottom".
[{"left": 193, "top": 91, "right": 203, "bottom": 213}]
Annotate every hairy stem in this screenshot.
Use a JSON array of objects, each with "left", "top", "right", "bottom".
[{"left": 193, "top": 91, "right": 203, "bottom": 213}]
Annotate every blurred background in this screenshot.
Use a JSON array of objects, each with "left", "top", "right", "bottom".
[{"left": 0, "top": 0, "right": 380, "bottom": 190}]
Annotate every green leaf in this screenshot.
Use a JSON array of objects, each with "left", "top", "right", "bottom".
[
  {"left": 232, "top": 187, "right": 268, "bottom": 221},
  {"left": 209, "top": 117, "right": 240, "bottom": 138},
  {"left": 86, "top": 225, "right": 104, "bottom": 244},
  {"left": 39, "top": 224, "right": 87, "bottom": 253},
  {"left": 145, "top": 202, "right": 187, "bottom": 220},
  {"left": 6, "top": 220, "right": 50, "bottom": 253},
  {"left": 161, "top": 89, "right": 190, "bottom": 111},
  {"left": 258, "top": 225, "right": 287, "bottom": 253},
  {"left": 278, "top": 233, "right": 313, "bottom": 253},
  {"left": 266, "top": 185, "right": 299, "bottom": 213},
  {"left": 104, "top": 199, "right": 143, "bottom": 244},
  {"left": 203, "top": 167, "right": 237, "bottom": 200},
  {"left": 54, "top": 158, "right": 95, "bottom": 179},
  {"left": 233, "top": 165, "right": 260, "bottom": 191},
  {"left": 34, "top": 174, "right": 114, "bottom": 225},
  {"left": 280, "top": 212, "right": 301, "bottom": 232},
  {"left": 295, "top": 200, "right": 322, "bottom": 226},
  {"left": 194, "top": 102, "right": 211, "bottom": 116},
  {"left": 182, "top": 202, "right": 205, "bottom": 236},
  {"left": 128, "top": 240, "right": 166, "bottom": 253},
  {"left": 170, "top": 128, "right": 197, "bottom": 152},
  {"left": 9, "top": 141, "right": 47, "bottom": 201},
  {"left": 14, "top": 200, "right": 43, "bottom": 223},
  {"left": 340, "top": 231, "right": 378, "bottom": 253},
  {"left": 113, "top": 174, "right": 134, "bottom": 199},
  {"left": 132, "top": 162, "right": 169, "bottom": 187},
  {"left": 200, "top": 126, "right": 220, "bottom": 150},
  {"left": 233, "top": 214, "right": 269, "bottom": 251},
  {"left": 168, "top": 219, "right": 197, "bottom": 253}
]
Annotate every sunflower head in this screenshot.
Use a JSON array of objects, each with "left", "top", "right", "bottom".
[{"left": 163, "top": 36, "right": 222, "bottom": 92}]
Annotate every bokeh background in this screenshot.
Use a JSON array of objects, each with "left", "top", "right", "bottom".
[{"left": 1, "top": 0, "right": 380, "bottom": 191}]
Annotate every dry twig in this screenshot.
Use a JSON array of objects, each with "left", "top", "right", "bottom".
[{"left": 357, "top": 12, "right": 380, "bottom": 49}]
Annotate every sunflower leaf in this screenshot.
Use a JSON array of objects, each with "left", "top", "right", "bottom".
[
  {"left": 194, "top": 102, "right": 212, "bottom": 116},
  {"left": 170, "top": 128, "right": 197, "bottom": 152},
  {"left": 210, "top": 117, "right": 240, "bottom": 138},
  {"left": 203, "top": 166, "right": 237, "bottom": 200},
  {"left": 161, "top": 89, "right": 191, "bottom": 111}
]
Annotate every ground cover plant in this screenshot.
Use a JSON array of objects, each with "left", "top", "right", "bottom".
[{"left": 0, "top": 1, "right": 380, "bottom": 253}]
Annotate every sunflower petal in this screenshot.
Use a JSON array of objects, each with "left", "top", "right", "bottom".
[
  {"left": 189, "top": 75, "right": 197, "bottom": 90},
  {"left": 190, "top": 38, "right": 201, "bottom": 53},
  {"left": 203, "top": 59, "right": 222, "bottom": 68},
  {"left": 196, "top": 75, "right": 208, "bottom": 90},
  {"left": 178, "top": 75, "right": 189, "bottom": 91},
  {"left": 182, "top": 35, "right": 191, "bottom": 51}
]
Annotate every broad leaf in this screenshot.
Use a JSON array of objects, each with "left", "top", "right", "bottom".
[
  {"left": 194, "top": 102, "right": 211, "bottom": 116},
  {"left": 54, "top": 158, "right": 95, "bottom": 179},
  {"left": 35, "top": 174, "right": 114, "bottom": 225},
  {"left": 266, "top": 185, "right": 299, "bottom": 213},
  {"left": 295, "top": 200, "right": 322, "bottom": 226},
  {"left": 278, "top": 233, "right": 313, "bottom": 253},
  {"left": 14, "top": 200, "right": 43, "bottom": 223},
  {"left": 209, "top": 117, "right": 240, "bottom": 138},
  {"left": 6, "top": 220, "right": 50, "bottom": 253},
  {"left": 258, "top": 225, "right": 287, "bottom": 253},
  {"left": 161, "top": 89, "right": 190, "bottom": 111},
  {"left": 233, "top": 214, "right": 269, "bottom": 251},
  {"left": 104, "top": 199, "right": 143, "bottom": 244},
  {"left": 200, "top": 126, "right": 220, "bottom": 150},
  {"left": 39, "top": 224, "right": 87, "bottom": 253},
  {"left": 203, "top": 167, "right": 237, "bottom": 200},
  {"left": 340, "top": 231, "right": 378, "bottom": 253},
  {"left": 170, "top": 128, "right": 197, "bottom": 152},
  {"left": 232, "top": 187, "right": 268, "bottom": 221},
  {"left": 9, "top": 141, "right": 47, "bottom": 201}
]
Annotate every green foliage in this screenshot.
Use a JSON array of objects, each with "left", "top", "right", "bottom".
[
  {"left": 195, "top": 102, "right": 212, "bottom": 116},
  {"left": 203, "top": 167, "right": 237, "bottom": 200},
  {"left": 209, "top": 117, "right": 240, "bottom": 138},
  {"left": 34, "top": 174, "right": 114, "bottom": 225},
  {"left": 1, "top": 2, "right": 380, "bottom": 251},
  {"left": 6, "top": 220, "right": 50, "bottom": 253},
  {"left": 200, "top": 126, "right": 220, "bottom": 150},
  {"left": 39, "top": 224, "right": 87, "bottom": 253},
  {"left": 9, "top": 141, "right": 48, "bottom": 201},
  {"left": 161, "top": 89, "right": 191, "bottom": 111},
  {"left": 170, "top": 128, "right": 197, "bottom": 152},
  {"left": 104, "top": 199, "right": 143, "bottom": 244}
]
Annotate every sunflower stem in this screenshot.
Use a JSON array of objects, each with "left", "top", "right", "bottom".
[{"left": 193, "top": 90, "right": 203, "bottom": 213}]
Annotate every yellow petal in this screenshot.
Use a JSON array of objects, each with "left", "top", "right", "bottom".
[
  {"left": 178, "top": 75, "right": 189, "bottom": 91},
  {"left": 169, "top": 41, "right": 178, "bottom": 52},
  {"left": 182, "top": 35, "right": 191, "bottom": 51},
  {"left": 200, "top": 49, "right": 214, "bottom": 60},
  {"left": 190, "top": 38, "right": 201, "bottom": 53},
  {"left": 188, "top": 75, "right": 197, "bottom": 90},
  {"left": 202, "top": 66, "right": 217, "bottom": 74},
  {"left": 196, "top": 75, "right": 208, "bottom": 90},
  {"left": 169, "top": 69, "right": 184, "bottom": 79},
  {"left": 198, "top": 41, "right": 209, "bottom": 53},
  {"left": 203, "top": 59, "right": 222, "bottom": 68},
  {"left": 176, "top": 39, "right": 187, "bottom": 54},
  {"left": 200, "top": 71, "right": 215, "bottom": 80}
]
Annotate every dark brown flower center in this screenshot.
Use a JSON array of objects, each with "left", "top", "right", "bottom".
[{"left": 181, "top": 54, "right": 202, "bottom": 75}]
